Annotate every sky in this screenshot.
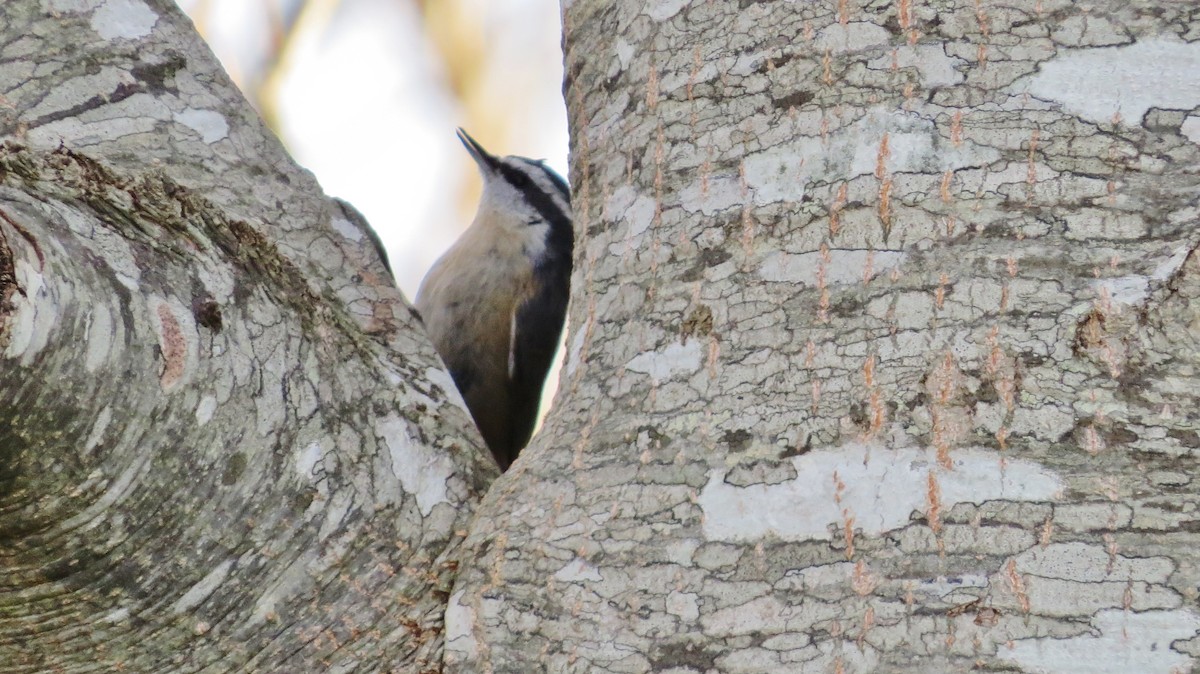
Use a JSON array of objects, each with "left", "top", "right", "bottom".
[
  {"left": 176, "top": 0, "right": 570, "bottom": 297},
  {"left": 175, "top": 0, "right": 571, "bottom": 422}
]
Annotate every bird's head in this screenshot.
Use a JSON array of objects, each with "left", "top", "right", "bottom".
[{"left": 456, "top": 128, "right": 573, "bottom": 262}]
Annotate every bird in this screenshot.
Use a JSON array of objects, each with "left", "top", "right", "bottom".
[{"left": 415, "top": 128, "right": 573, "bottom": 471}]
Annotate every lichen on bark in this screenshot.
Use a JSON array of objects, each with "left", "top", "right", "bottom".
[
  {"left": 0, "top": 2, "right": 495, "bottom": 672},
  {"left": 448, "top": 1, "right": 1200, "bottom": 672}
]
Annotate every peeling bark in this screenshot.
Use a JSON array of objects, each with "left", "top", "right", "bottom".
[
  {"left": 449, "top": 1, "right": 1200, "bottom": 672},
  {"left": 0, "top": 1, "right": 494, "bottom": 672}
]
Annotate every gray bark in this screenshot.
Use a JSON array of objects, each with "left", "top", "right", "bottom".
[
  {"left": 0, "top": 1, "right": 495, "bottom": 672},
  {"left": 8, "top": 0, "right": 1200, "bottom": 673},
  {"left": 448, "top": 1, "right": 1200, "bottom": 672}
]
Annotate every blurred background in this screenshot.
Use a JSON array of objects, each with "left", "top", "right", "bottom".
[{"left": 176, "top": 0, "right": 570, "bottom": 299}]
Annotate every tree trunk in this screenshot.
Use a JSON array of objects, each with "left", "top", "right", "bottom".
[
  {"left": 0, "top": 1, "right": 495, "bottom": 672},
  {"left": 448, "top": 0, "right": 1200, "bottom": 672},
  {"left": 8, "top": 0, "right": 1200, "bottom": 672}
]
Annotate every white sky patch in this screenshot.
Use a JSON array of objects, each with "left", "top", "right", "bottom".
[
  {"left": 999, "top": 609, "right": 1200, "bottom": 674},
  {"left": 1024, "top": 39, "right": 1200, "bottom": 125},
  {"left": 554, "top": 558, "right": 603, "bottom": 583},
  {"left": 699, "top": 442, "right": 1062, "bottom": 542},
  {"left": 171, "top": 559, "right": 233, "bottom": 613},
  {"left": 91, "top": 0, "right": 159, "bottom": 40},
  {"left": 759, "top": 249, "right": 906, "bottom": 286},
  {"left": 275, "top": 0, "right": 454, "bottom": 296},
  {"left": 273, "top": 0, "right": 569, "bottom": 297},
  {"left": 625, "top": 340, "right": 702, "bottom": 381},
  {"left": 172, "top": 0, "right": 569, "bottom": 299},
  {"left": 378, "top": 414, "right": 452, "bottom": 516},
  {"left": 173, "top": 108, "right": 229, "bottom": 144}
]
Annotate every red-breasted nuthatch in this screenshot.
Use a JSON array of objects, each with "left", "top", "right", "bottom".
[{"left": 416, "top": 129, "right": 573, "bottom": 470}]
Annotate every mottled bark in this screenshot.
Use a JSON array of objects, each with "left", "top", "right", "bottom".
[
  {"left": 0, "top": 1, "right": 494, "bottom": 672},
  {"left": 448, "top": 1, "right": 1200, "bottom": 672}
]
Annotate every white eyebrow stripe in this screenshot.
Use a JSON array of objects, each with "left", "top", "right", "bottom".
[{"left": 504, "top": 156, "right": 571, "bottom": 207}]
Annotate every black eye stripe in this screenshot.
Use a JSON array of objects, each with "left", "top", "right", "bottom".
[
  {"left": 509, "top": 157, "right": 570, "bottom": 205},
  {"left": 495, "top": 159, "right": 573, "bottom": 263},
  {"left": 497, "top": 163, "right": 570, "bottom": 223}
]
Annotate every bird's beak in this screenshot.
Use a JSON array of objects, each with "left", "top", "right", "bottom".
[{"left": 456, "top": 128, "right": 501, "bottom": 174}]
